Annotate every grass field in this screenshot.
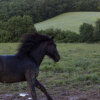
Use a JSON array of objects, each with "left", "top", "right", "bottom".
[
  {"left": 35, "top": 12, "right": 100, "bottom": 33},
  {"left": 0, "top": 43, "right": 100, "bottom": 99},
  {"left": 0, "top": 43, "right": 100, "bottom": 88}
]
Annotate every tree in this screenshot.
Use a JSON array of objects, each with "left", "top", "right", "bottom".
[
  {"left": 0, "top": 0, "right": 99, "bottom": 22},
  {"left": 94, "top": 19, "right": 100, "bottom": 41},
  {"left": 80, "top": 23, "right": 94, "bottom": 42},
  {"left": 98, "top": 1, "right": 100, "bottom": 10},
  {"left": 6, "top": 15, "right": 36, "bottom": 42}
]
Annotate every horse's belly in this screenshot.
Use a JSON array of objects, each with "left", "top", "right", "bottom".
[{"left": 0, "top": 74, "right": 26, "bottom": 83}]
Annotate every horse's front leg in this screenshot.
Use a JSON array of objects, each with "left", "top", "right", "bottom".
[
  {"left": 35, "top": 79, "right": 53, "bottom": 100},
  {"left": 25, "top": 70, "right": 37, "bottom": 100}
]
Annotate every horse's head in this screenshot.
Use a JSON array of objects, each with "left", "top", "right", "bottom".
[
  {"left": 45, "top": 37, "right": 60, "bottom": 62},
  {"left": 17, "top": 33, "right": 60, "bottom": 65}
]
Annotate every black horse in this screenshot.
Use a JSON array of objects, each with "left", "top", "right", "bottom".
[{"left": 0, "top": 33, "right": 60, "bottom": 100}]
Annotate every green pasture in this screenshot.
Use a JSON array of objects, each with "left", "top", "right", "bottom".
[
  {"left": 0, "top": 43, "right": 100, "bottom": 93},
  {"left": 35, "top": 12, "right": 100, "bottom": 33}
]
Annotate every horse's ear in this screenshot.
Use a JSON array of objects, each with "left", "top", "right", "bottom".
[{"left": 51, "top": 36, "right": 54, "bottom": 40}]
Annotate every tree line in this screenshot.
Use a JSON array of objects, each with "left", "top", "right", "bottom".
[
  {"left": 39, "top": 19, "right": 100, "bottom": 43},
  {"left": 0, "top": 14, "right": 100, "bottom": 43},
  {"left": 0, "top": 0, "right": 100, "bottom": 43},
  {"left": 0, "top": 0, "right": 99, "bottom": 23}
]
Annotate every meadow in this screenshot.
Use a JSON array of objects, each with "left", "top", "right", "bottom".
[
  {"left": 0, "top": 43, "right": 100, "bottom": 94},
  {"left": 35, "top": 12, "right": 100, "bottom": 33}
]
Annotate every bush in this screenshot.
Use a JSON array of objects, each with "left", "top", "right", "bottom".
[
  {"left": 0, "top": 15, "right": 36, "bottom": 42},
  {"left": 39, "top": 29, "right": 79, "bottom": 43},
  {"left": 94, "top": 19, "right": 100, "bottom": 42},
  {"left": 0, "top": 30, "right": 10, "bottom": 42},
  {"left": 39, "top": 29, "right": 57, "bottom": 37},
  {"left": 7, "top": 15, "right": 36, "bottom": 42},
  {"left": 1, "top": 19, "right": 100, "bottom": 43},
  {"left": 63, "top": 31, "right": 80, "bottom": 43},
  {"left": 79, "top": 23, "right": 94, "bottom": 42}
]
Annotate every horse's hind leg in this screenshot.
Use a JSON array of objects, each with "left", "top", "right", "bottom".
[
  {"left": 35, "top": 79, "right": 53, "bottom": 100},
  {"left": 25, "top": 70, "right": 37, "bottom": 100}
]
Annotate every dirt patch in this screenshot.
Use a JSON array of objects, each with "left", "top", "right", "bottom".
[{"left": 0, "top": 87, "right": 100, "bottom": 100}]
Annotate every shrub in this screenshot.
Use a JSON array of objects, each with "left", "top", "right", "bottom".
[
  {"left": 39, "top": 29, "right": 57, "bottom": 37},
  {"left": 63, "top": 31, "right": 80, "bottom": 43},
  {"left": 6, "top": 15, "right": 36, "bottom": 42},
  {"left": 0, "top": 30, "right": 10, "bottom": 42},
  {"left": 94, "top": 19, "right": 100, "bottom": 42},
  {"left": 80, "top": 23, "right": 94, "bottom": 42},
  {"left": 39, "top": 29, "right": 79, "bottom": 43},
  {"left": 0, "top": 15, "right": 36, "bottom": 42}
]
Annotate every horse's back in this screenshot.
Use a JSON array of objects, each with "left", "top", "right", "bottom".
[{"left": 0, "top": 55, "right": 18, "bottom": 71}]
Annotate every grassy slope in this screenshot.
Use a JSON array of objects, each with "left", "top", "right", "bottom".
[
  {"left": 35, "top": 12, "right": 100, "bottom": 33},
  {"left": 0, "top": 43, "right": 100, "bottom": 93}
]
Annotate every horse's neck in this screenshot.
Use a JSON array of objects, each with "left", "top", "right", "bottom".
[{"left": 30, "top": 44, "right": 46, "bottom": 67}]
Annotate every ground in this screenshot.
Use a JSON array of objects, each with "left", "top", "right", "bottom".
[
  {"left": 0, "top": 43, "right": 100, "bottom": 100},
  {"left": 0, "top": 85, "right": 100, "bottom": 100}
]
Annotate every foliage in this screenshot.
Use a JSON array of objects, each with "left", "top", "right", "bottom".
[
  {"left": 0, "top": 0, "right": 99, "bottom": 23},
  {"left": 39, "top": 29, "right": 79, "bottom": 43},
  {"left": 74, "top": 0, "right": 98, "bottom": 11},
  {"left": 98, "top": 1, "right": 100, "bottom": 10},
  {"left": 0, "top": 15, "right": 36, "bottom": 42},
  {"left": 79, "top": 23, "right": 94, "bottom": 42},
  {"left": 63, "top": 31, "right": 80, "bottom": 43},
  {"left": 0, "top": 17, "right": 100, "bottom": 43},
  {"left": 94, "top": 19, "right": 100, "bottom": 42},
  {"left": 38, "top": 19, "right": 100, "bottom": 43}
]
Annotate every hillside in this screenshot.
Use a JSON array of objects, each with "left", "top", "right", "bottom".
[{"left": 35, "top": 12, "right": 100, "bottom": 33}]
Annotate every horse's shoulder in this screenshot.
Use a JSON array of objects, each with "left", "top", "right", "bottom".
[
  {"left": 29, "top": 62, "right": 38, "bottom": 70},
  {"left": 23, "top": 58, "right": 38, "bottom": 69},
  {"left": 25, "top": 61, "right": 39, "bottom": 76}
]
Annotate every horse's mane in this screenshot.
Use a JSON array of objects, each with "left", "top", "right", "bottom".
[{"left": 17, "top": 33, "right": 50, "bottom": 57}]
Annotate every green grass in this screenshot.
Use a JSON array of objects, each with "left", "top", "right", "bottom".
[
  {"left": 35, "top": 12, "right": 100, "bottom": 33},
  {"left": 0, "top": 43, "right": 100, "bottom": 92}
]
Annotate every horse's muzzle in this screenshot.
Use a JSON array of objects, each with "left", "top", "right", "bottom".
[{"left": 54, "top": 55, "right": 60, "bottom": 62}]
